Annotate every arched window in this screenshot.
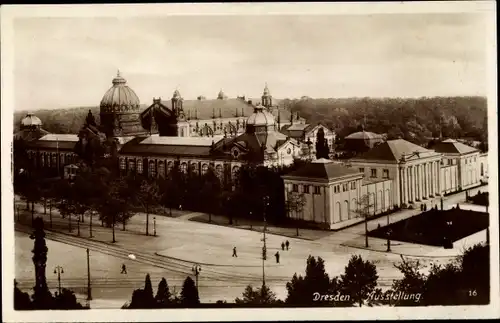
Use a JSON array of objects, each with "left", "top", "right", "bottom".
[
  {"left": 129, "top": 159, "right": 136, "bottom": 173},
  {"left": 158, "top": 161, "right": 165, "bottom": 178},
  {"left": 377, "top": 190, "right": 383, "bottom": 212},
  {"left": 216, "top": 164, "right": 223, "bottom": 178},
  {"left": 149, "top": 160, "right": 156, "bottom": 177},
  {"left": 119, "top": 158, "right": 126, "bottom": 170},
  {"left": 167, "top": 161, "right": 173, "bottom": 174},
  {"left": 336, "top": 202, "right": 342, "bottom": 222},
  {"left": 41, "top": 153, "right": 45, "bottom": 167},
  {"left": 481, "top": 163, "right": 484, "bottom": 176},
  {"left": 201, "top": 163, "right": 209, "bottom": 175},
  {"left": 190, "top": 162, "right": 198, "bottom": 174},
  {"left": 344, "top": 200, "right": 350, "bottom": 220},
  {"left": 52, "top": 154, "right": 57, "bottom": 168},
  {"left": 232, "top": 166, "right": 240, "bottom": 181},
  {"left": 61, "top": 153, "right": 65, "bottom": 165},
  {"left": 137, "top": 159, "right": 143, "bottom": 174},
  {"left": 181, "top": 162, "right": 188, "bottom": 174}
]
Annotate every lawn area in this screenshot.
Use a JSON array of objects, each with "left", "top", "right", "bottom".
[
  {"left": 368, "top": 208, "right": 489, "bottom": 247},
  {"left": 467, "top": 191, "right": 489, "bottom": 206}
]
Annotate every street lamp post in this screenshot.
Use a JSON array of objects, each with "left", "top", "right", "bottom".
[
  {"left": 261, "top": 196, "right": 269, "bottom": 286},
  {"left": 153, "top": 217, "right": 156, "bottom": 237},
  {"left": 192, "top": 264, "right": 202, "bottom": 293},
  {"left": 53, "top": 266, "right": 64, "bottom": 295},
  {"left": 386, "top": 229, "right": 392, "bottom": 252},
  {"left": 86, "top": 248, "right": 92, "bottom": 301}
]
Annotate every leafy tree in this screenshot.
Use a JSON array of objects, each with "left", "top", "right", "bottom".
[
  {"left": 135, "top": 177, "right": 161, "bottom": 235},
  {"left": 339, "top": 255, "right": 379, "bottom": 307},
  {"left": 315, "top": 127, "right": 330, "bottom": 159},
  {"left": 14, "top": 280, "right": 32, "bottom": 310},
  {"left": 389, "top": 256, "right": 427, "bottom": 306},
  {"left": 155, "top": 277, "right": 173, "bottom": 308},
  {"left": 200, "top": 167, "right": 223, "bottom": 223},
  {"left": 235, "top": 284, "right": 279, "bottom": 305},
  {"left": 143, "top": 274, "right": 155, "bottom": 306},
  {"left": 390, "top": 244, "right": 489, "bottom": 306},
  {"left": 53, "top": 288, "right": 85, "bottom": 309},
  {"left": 180, "top": 276, "right": 200, "bottom": 307},
  {"left": 286, "top": 256, "right": 336, "bottom": 306}
]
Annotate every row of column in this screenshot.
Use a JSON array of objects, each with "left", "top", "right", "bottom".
[{"left": 400, "top": 161, "right": 441, "bottom": 205}]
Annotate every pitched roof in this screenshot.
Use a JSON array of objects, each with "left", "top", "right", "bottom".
[
  {"left": 39, "top": 134, "right": 79, "bottom": 142},
  {"left": 155, "top": 98, "right": 293, "bottom": 121},
  {"left": 283, "top": 160, "right": 362, "bottom": 181},
  {"left": 119, "top": 136, "right": 216, "bottom": 157},
  {"left": 431, "top": 139, "right": 479, "bottom": 155},
  {"left": 352, "top": 139, "right": 435, "bottom": 162},
  {"left": 140, "top": 135, "right": 224, "bottom": 147}
]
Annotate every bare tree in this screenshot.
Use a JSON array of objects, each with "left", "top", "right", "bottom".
[
  {"left": 354, "top": 194, "right": 375, "bottom": 248},
  {"left": 287, "top": 191, "right": 307, "bottom": 236}
]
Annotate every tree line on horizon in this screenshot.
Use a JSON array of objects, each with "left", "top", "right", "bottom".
[{"left": 14, "top": 96, "right": 487, "bottom": 147}]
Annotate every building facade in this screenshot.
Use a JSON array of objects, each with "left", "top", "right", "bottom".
[
  {"left": 21, "top": 73, "right": 302, "bottom": 181},
  {"left": 431, "top": 139, "right": 482, "bottom": 191},
  {"left": 280, "top": 123, "right": 336, "bottom": 158},
  {"left": 348, "top": 138, "right": 485, "bottom": 207},
  {"left": 282, "top": 159, "right": 393, "bottom": 230}
]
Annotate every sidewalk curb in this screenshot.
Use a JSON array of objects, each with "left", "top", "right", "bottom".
[
  {"left": 153, "top": 252, "right": 286, "bottom": 268},
  {"left": 339, "top": 243, "right": 458, "bottom": 259}
]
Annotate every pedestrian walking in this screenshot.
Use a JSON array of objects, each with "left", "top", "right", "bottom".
[
  {"left": 285, "top": 240, "right": 290, "bottom": 250},
  {"left": 281, "top": 242, "right": 285, "bottom": 251},
  {"left": 121, "top": 264, "right": 127, "bottom": 274},
  {"left": 232, "top": 246, "right": 238, "bottom": 257},
  {"left": 275, "top": 251, "right": 280, "bottom": 264}
]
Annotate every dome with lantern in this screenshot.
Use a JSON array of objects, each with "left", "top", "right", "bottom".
[
  {"left": 246, "top": 104, "right": 276, "bottom": 133},
  {"left": 20, "top": 113, "right": 43, "bottom": 130},
  {"left": 100, "top": 71, "right": 141, "bottom": 113}
]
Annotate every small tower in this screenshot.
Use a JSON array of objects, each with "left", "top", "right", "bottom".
[
  {"left": 217, "top": 89, "right": 227, "bottom": 100},
  {"left": 171, "top": 89, "right": 183, "bottom": 116},
  {"left": 261, "top": 83, "right": 273, "bottom": 108}
]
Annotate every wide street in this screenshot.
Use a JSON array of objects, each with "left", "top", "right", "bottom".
[{"left": 14, "top": 185, "right": 488, "bottom": 308}]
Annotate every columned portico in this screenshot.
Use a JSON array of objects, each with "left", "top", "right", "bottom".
[{"left": 423, "top": 163, "right": 427, "bottom": 199}]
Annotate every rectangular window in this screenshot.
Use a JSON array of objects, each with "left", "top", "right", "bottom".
[
  {"left": 383, "top": 169, "right": 389, "bottom": 179},
  {"left": 314, "top": 186, "right": 321, "bottom": 195},
  {"left": 465, "top": 159, "right": 468, "bottom": 164},
  {"left": 342, "top": 183, "right": 348, "bottom": 192},
  {"left": 351, "top": 181, "right": 356, "bottom": 190},
  {"left": 128, "top": 160, "right": 136, "bottom": 173},
  {"left": 359, "top": 168, "right": 364, "bottom": 173},
  {"left": 292, "top": 184, "right": 298, "bottom": 192},
  {"left": 371, "top": 169, "right": 377, "bottom": 178},
  {"left": 303, "top": 185, "right": 310, "bottom": 194}
]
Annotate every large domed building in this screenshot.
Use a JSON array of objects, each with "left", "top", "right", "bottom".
[
  {"left": 21, "top": 72, "right": 303, "bottom": 182},
  {"left": 14, "top": 113, "right": 50, "bottom": 141},
  {"left": 99, "top": 71, "right": 146, "bottom": 138}
]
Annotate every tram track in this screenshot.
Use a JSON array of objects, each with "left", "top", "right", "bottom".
[{"left": 15, "top": 223, "right": 399, "bottom": 289}]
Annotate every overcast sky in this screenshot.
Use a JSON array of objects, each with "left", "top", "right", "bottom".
[{"left": 14, "top": 13, "right": 488, "bottom": 111}]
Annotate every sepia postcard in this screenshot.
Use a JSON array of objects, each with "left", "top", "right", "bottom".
[{"left": 1, "top": 1, "right": 499, "bottom": 322}]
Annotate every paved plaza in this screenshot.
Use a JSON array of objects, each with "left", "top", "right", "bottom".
[{"left": 14, "top": 185, "right": 488, "bottom": 307}]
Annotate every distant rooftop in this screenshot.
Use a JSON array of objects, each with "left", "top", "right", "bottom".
[
  {"left": 431, "top": 139, "right": 479, "bottom": 155},
  {"left": 140, "top": 135, "right": 224, "bottom": 147},
  {"left": 351, "top": 139, "right": 438, "bottom": 162},
  {"left": 39, "top": 134, "right": 79, "bottom": 142},
  {"left": 283, "top": 159, "right": 362, "bottom": 182}
]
